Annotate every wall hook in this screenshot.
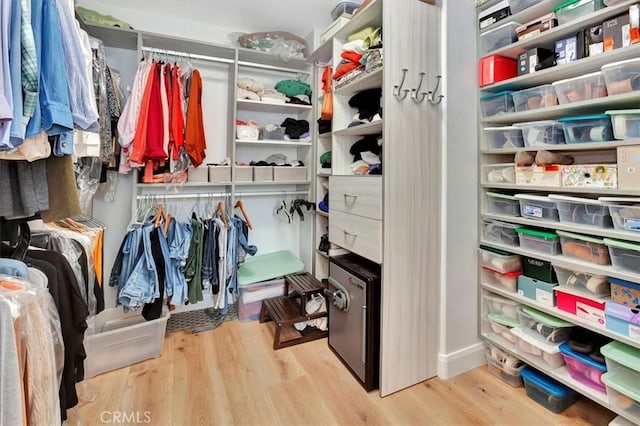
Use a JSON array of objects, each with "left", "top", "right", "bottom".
[
  {"left": 393, "top": 68, "right": 410, "bottom": 101},
  {"left": 427, "top": 75, "right": 444, "bottom": 106},
  {"left": 412, "top": 72, "right": 427, "bottom": 103}
]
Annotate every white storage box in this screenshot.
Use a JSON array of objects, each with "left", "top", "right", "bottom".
[
  {"left": 606, "top": 109, "right": 640, "bottom": 140},
  {"left": 553, "top": 265, "right": 610, "bottom": 296},
  {"left": 480, "top": 245, "right": 522, "bottom": 273},
  {"left": 273, "top": 166, "right": 307, "bottom": 181},
  {"left": 187, "top": 166, "right": 208, "bottom": 183},
  {"left": 487, "top": 191, "right": 521, "bottom": 217},
  {"left": 234, "top": 165, "right": 253, "bottom": 182},
  {"left": 484, "top": 292, "right": 521, "bottom": 323},
  {"left": 480, "top": 21, "right": 521, "bottom": 54},
  {"left": 602, "top": 58, "right": 640, "bottom": 96},
  {"left": 238, "top": 278, "right": 286, "bottom": 322},
  {"left": 511, "top": 327, "right": 565, "bottom": 369},
  {"left": 552, "top": 71, "right": 608, "bottom": 104},
  {"left": 209, "top": 165, "right": 231, "bottom": 183},
  {"left": 483, "top": 220, "right": 521, "bottom": 246},
  {"left": 236, "top": 124, "right": 259, "bottom": 140},
  {"left": 512, "top": 84, "right": 558, "bottom": 112},
  {"left": 483, "top": 163, "right": 516, "bottom": 184},
  {"left": 84, "top": 308, "right": 169, "bottom": 378},
  {"left": 253, "top": 166, "right": 273, "bottom": 182},
  {"left": 515, "top": 194, "right": 559, "bottom": 221},
  {"left": 549, "top": 194, "right": 612, "bottom": 228},
  {"left": 484, "top": 126, "right": 524, "bottom": 149},
  {"left": 608, "top": 203, "right": 640, "bottom": 232},
  {"left": 321, "top": 15, "right": 351, "bottom": 44},
  {"left": 515, "top": 120, "right": 566, "bottom": 146}
]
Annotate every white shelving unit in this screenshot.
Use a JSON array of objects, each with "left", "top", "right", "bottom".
[{"left": 478, "top": 1, "right": 640, "bottom": 421}]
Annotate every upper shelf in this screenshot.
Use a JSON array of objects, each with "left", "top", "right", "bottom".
[
  {"left": 235, "top": 139, "right": 312, "bottom": 147},
  {"left": 481, "top": 183, "right": 640, "bottom": 196},
  {"left": 334, "top": 68, "right": 383, "bottom": 96},
  {"left": 236, "top": 99, "right": 312, "bottom": 114},
  {"left": 334, "top": 121, "right": 383, "bottom": 136},
  {"left": 482, "top": 91, "right": 640, "bottom": 124},
  {"left": 481, "top": 139, "right": 640, "bottom": 154}
]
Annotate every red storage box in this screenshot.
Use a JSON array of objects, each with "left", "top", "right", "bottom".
[
  {"left": 555, "top": 286, "right": 607, "bottom": 328},
  {"left": 479, "top": 55, "right": 518, "bottom": 87}
]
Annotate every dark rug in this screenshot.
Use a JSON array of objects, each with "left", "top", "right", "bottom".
[{"left": 166, "top": 303, "right": 238, "bottom": 334}]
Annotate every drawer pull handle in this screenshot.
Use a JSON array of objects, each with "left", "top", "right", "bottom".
[
  {"left": 343, "top": 230, "right": 358, "bottom": 237},
  {"left": 343, "top": 193, "right": 359, "bottom": 199}
]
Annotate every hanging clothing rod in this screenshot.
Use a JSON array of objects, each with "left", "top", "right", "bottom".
[
  {"left": 141, "top": 46, "right": 235, "bottom": 65},
  {"left": 136, "top": 191, "right": 309, "bottom": 201}
]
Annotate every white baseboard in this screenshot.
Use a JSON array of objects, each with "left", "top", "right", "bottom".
[{"left": 437, "top": 343, "right": 486, "bottom": 380}]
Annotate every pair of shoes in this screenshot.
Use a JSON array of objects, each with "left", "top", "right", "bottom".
[
  {"left": 318, "top": 193, "right": 329, "bottom": 213},
  {"left": 514, "top": 150, "right": 574, "bottom": 167}
]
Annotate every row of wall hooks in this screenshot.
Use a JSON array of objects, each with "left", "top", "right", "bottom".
[{"left": 393, "top": 69, "right": 444, "bottom": 105}]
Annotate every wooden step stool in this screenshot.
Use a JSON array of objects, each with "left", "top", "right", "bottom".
[{"left": 259, "top": 273, "right": 328, "bottom": 350}]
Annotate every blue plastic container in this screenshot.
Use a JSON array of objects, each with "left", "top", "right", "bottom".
[
  {"left": 559, "top": 342, "right": 607, "bottom": 393},
  {"left": 558, "top": 114, "right": 613, "bottom": 144},
  {"left": 520, "top": 367, "right": 578, "bottom": 413}
]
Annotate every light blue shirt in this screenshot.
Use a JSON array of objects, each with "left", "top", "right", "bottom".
[
  {"left": 0, "top": 0, "right": 13, "bottom": 148},
  {"left": 6, "top": 0, "right": 24, "bottom": 150},
  {"left": 25, "top": 0, "right": 43, "bottom": 139}
]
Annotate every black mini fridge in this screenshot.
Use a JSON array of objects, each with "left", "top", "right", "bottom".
[{"left": 327, "top": 254, "right": 381, "bottom": 391}]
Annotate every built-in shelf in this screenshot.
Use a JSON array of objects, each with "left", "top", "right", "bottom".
[
  {"left": 79, "top": 22, "right": 138, "bottom": 50},
  {"left": 334, "top": 121, "right": 383, "bottom": 136},
  {"left": 318, "top": 132, "right": 332, "bottom": 138},
  {"left": 316, "top": 249, "right": 329, "bottom": 259},
  {"left": 316, "top": 211, "right": 329, "bottom": 218},
  {"left": 482, "top": 92, "right": 640, "bottom": 124},
  {"left": 236, "top": 99, "right": 313, "bottom": 113},
  {"left": 234, "top": 180, "right": 311, "bottom": 186},
  {"left": 478, "top": 0, "right": 566, "bottom": 33},
  {"left": 481, "top": 183, "right": 639, "bottom": 196},
  {"left": 481, "top": 139, "right": 640, "bottom": 154},
  {"left": 137, "top": 182, "right": 231, "bottom": 188},
  {"left": 235, "top": 139, "right": 312, "bottom": 147},
  {"left": 334, "top": 68, "right": 384, "bottom": 96}
]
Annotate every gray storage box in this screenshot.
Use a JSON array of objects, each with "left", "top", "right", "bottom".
[
  {"left": 273, "top": 166, "right": 307, "bottom": 182},
  {"left": 208, "top": 165, "right": 231, "bottom": 183},
  {"left": 234, "top": 165, "right": 253, "bottom": 182},
  {"left": 253, "top": 166, "right": 274, "bottom": 182},
  {"left": 187, "top": 166, "right": 208, "bottom": 183}
]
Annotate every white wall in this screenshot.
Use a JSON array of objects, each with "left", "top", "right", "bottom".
[{"left": 438, "top": 0, "right": 485, "bottom": 379}]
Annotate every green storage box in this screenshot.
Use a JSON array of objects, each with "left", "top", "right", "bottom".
[
  {"left": 518, "top": 275, "right": 558, "bottom": 307},
  {"left": 522, "top": 256, "right": 557, "bottom": 283}
]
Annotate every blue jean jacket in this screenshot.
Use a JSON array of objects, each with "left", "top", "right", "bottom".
[
  {"left": 168, "top": 219, "right": 191, "bottom": 305},
  {"left": 118, "top": 224, "right": 158, "bottom": 309}
]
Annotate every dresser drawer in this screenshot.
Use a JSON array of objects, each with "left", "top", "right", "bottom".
[
  {"left": 329, "top": 210, "right": 382, "bottom": 264},
  {"left": 330, "top": 176, "right": 382, "bottom": 220}
]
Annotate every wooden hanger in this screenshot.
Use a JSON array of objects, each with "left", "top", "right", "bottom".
[
  {"left": 163, "top": 213, "right": 172, "bottom": 236},
  {"left": 154, "top": 204, "right": 164, "bottom": 228},
  {"left": 234, "top": 199, "right": 253, "bottom": 230},
  {"left": 215, "top": 201, "right": 228, "bottom": 228}
]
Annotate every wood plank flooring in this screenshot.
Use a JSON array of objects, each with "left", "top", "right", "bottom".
[{"left": 73, "top": 320, "right": 616, "bottom": 425}]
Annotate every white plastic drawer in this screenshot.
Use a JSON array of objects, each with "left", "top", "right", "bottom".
[
  {"left": 330, "top": 176, "right": 382, "bottom": 220},
  {"left": 329, "top": 210, "right": 382, "bottom": 264}
]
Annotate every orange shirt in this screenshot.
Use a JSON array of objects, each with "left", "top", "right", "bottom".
[
  {"left": 129, "top": 62, "right": 157, "bottom": 165},
  {"left": 184, "top": 70, "right": 206, "bottom": 168}
]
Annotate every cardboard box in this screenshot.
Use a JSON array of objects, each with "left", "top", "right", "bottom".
[
  {"left": 617, "top": 145, "right": 640, "bottom": 190},
  {"left": 518, "top": 47, "right": 556, "bottom": 76},
  {"left": 479, "top": 55, "right": 517, "bottom": 86},
  {"left": 555, "top": 32, "right": 587, "bottom": 64},
  {"left": 479, "top": 0, "right": 511, "bottom": 30},
  {"left": 603, "top": 13, "right": 631, "bottom": 52},
  {"left": 561, "top": 164, "right": 618, "bottom": 189},
  {"left": 516, "top": 13, "right": 557, "bottom": 41},
  {"left": 515, "top": 165, "right": 561, "bottom": 187},
  {"left": 630, "top": 4, "right": 640, "bottom": 44}
]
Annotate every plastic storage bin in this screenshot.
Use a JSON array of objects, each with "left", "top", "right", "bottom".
[
  {"left": 552, "top": 71, "right": 608, "bottom": 105},
  {"left": 553, "top": 265, "right": 610, "bottom": 297},
  {"left": 516, "top": 228, "right": 561, "bottom": 255},
  {"left": 483, "top": 266, "right": 521, "bottom": 292},
  {"left": 483, "top": 220, "right": 521, "bottom": 246},
  {"left": 522, "top": 256, "right": 557, "bottom": 282},
  {"left": 602, "top": 341, "right": 640, "bottom": 391},
  {"left": 238, "top": 278, "right": 286, "bottom": 321},
  {"left": 517, "top": 306, "right": 573, "bottom": 344},
  {"left": 484, "top": 292, "right": 521, "bottom": 323},
  {"left": 605, "top": 301, "right": 640, "bottom": 339},
  {"left": 485, "top": 344, "right": 526, "bottom": 387},
  {"left": 511, "top": 327, "right": 565, "bottom": 369},
  {"left": 263, "top": 125, "right": 286, "bottom": 140},
  {"left": 515, "top": 120, "right": 566, "bottom": 146},
  {"left": 487, "top": 192, "right": 521, "bottom": 217},
  {"left": 553, "top": 0, "right": 604, "bottom": 26},
  {"left": 508, "top": 0, "right": 543, "bottom": 13},
  {"left": 273, "top": 166, "right": 307, "bottom": 182},
  {"left": 605, "top": 238, "right": 640, "bottom": 274},
  {"left": 484, "top": 126, "right": 525, "bottom": 149},
  {"left": 520, "top": 367, "right": 578, "bottom": 413},
  {"left": 606, "top": 109, "right": 640, "bottom": 140},
  {"left": 601, "top": 372, "right": 640, "bottom": 425},
  {"left": 484, "top": 314, "right": 520, "bottom": 347},
  {"left": 518, "top": 275, "right": 558, "bottom": 307},
  {"left": 559, "top": 342, "right": 607, "bottom": 392},
  {"left": 480, "top": 245, "right": 522, "bottom": 273},
  {"left": 480, "top": 91, "right": 515, "bottom": 117},
  {"left": 480, "top": 21, "right": 521, "bottom": 54},
  {"left": 253, "top": 166, "right": 273, "bottom": 182},
  {"left": 550, "top": 194, "right": 612, "bottom": 228},
  {"left": 515, "top": 194, "right": 559, "bottom": 221},
  {"left": 558, "top": 230, "right": 610, "bottom": 265},
  {"left": 609, "top": 277, "right": 640, "bottom": 306},
  {"left": 484, "top": 163, "right": 516, "bottom": 184},
  {"left": 512, "top": 84, "right": 558, "bottom": 112},
  {"left": 84, "top": 308, "right": 169, "bottom": 378},
  {"left": 602, "top": 58, "right": 640, "bottom": 96},
  {"left": 555, "top": 286, "right": 607, "bottom": 327},
  {"left": 331, "top": 1, "right": 362, "bottom": 18},
  {"left": 558, "top": 114, "right": 613, "bottom": 144},
  {"left": 609, "top": 204, "right": 640, "bottom": 232}
]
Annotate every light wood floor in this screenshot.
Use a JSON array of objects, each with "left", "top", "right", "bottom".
[{"left": 73, "top": 320, "right": 616, "bottom": 426}]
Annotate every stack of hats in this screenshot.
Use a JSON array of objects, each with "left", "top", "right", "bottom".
[
  {"left": 348, "top": 88, "right": 382, "bottom": 127},
  {"left": 350, "top": 135, "right": 382, "bottom": 175}
]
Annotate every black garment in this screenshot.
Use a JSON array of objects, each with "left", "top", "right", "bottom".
[
  {"left": 348, "top": 88, "right": 382, "bottom": 120},
  {"left": 142, "top": 228, "right": 166, "bottom": 321},
  {"left": 280, "top": 118, "right": 310, "bottom": 139},
  {"left": 350, "top": 135, "right": 382, "bottom": 161},
  {"left": 317, "top": 118, "right": 332, "bottom": 135},
  {"left": 25, "top": 249, "right": 89, "bottom": 421}
]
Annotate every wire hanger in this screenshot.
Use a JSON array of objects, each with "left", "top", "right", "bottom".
[{"left": 234, "top": 196, "right": 253, "bottom": 230}]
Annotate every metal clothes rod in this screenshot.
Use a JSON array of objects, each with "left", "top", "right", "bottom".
[
  {"left": 141, "top": 46, "right": 235, "bottom": 65},
  {"left": 136, "top": 191, "right": 309, "bottom": 201}
]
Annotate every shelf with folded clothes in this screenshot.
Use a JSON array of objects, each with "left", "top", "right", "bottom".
[
  {"left": 235, "top": 139, "right": 312, "bottom": 147},
  {"left": 236, "top": 99, "right": 313, "bottom": 113},
  {"left": 333, "top": 121, "right": 383, "bottom": 136},
  {"left": 234, "top": 180, "right": 312, "bottom": 186},
  {"left": 334, "top": 66, "right": 384, "bottom": 96}
]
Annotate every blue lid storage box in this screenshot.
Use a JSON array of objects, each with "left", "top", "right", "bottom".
[
  {"left": 518, "top": 275, "right": 557, "bottom": 307},
  {"left": 480, "top": 91, "right": 515, "bottom": 117},
  {"left": 520, "top": 367, "right": 578, "bottom": 413},
  {"left": 558, "top": 114, "right": 613, "bottom": 144},
  {"left": 559, "top": 342, "right": 608, "bottom": 393},
  {"left": 605, "top": 301, "right": 640, "bottom": 339}
]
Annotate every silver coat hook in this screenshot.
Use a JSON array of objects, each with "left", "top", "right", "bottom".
[
  {"left": 393, "top": 68, "right": 410, "bottom": 101},
  {"left": 427, "top": 75, "right": 444, "bottom": 106},
  {"left": 412, "top": 72, "right": 427, "bottom": 103}
]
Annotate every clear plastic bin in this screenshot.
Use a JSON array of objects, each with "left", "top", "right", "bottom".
[
  {"left": 331, "top": 1, "right": 361, "bottom": 19},
  {"left": 515, "top": 194, "right": 559, "bottom": 221},
  {"left": 484, "top": 126, "right": 525, "bottom": 149},
  {"left": 601, "top": 341, "right": 640, "bottom": 393},
  {"left": 512, "top": 84, "right": 558, "bottom": 112},
  {"left": 550, "top": 194, "right": 612, "bottom": 228},
  {"left": 480, "top": 91, "right": 515, "bottom": 117},
  {"left": 552, "top": 71, "right": 608, "bottom": 105},
  {"left": 606, "top": 109, "right": 640, "bottom": 140},
  {"left": 602, "top": 372, "right": 640, "bottom": 425},
  {"left": 602, "top": 58, "right": 640, "bottom": 96},
  {"left": 508, "top": 0, "right": 543, "bottom": 14},
  {"left": 484, "top": 292, "right": 521, "bottom": 323},
  {"left": 511, "top": 327, "right": 565, "bottom": 369},
  {"left": 480, "top": 245, "right": 522, "bottom": 273},
  {"left": 483, "top": 163, "right": 516, "bottom": 184},
  {"left": 552, "top": 265, "right": 610, "bottom": 296},
  {"left": 238, "top": 278, "right": 285, "bottom": 321},
  {"left": 483, "top": 220, "right": 521, "bottom": 246},
  {"left": 484, "top": 314, "right": 520, "bottom": 348},
  {"left": 481, "top": 21, "right": 521, "bottom": 54},
  {"left": 263, "top": 126, "right": 286, "bottom": 140},
  {"left": 604, "top": 238, "right": 640, "bottom": 273},
  {"left": 482, "top": 266, "right": 521, "bottom": 292},
  {"left": 558, "top": 230, "right": 610, "bottom": 265},
  {"left": 485, "top": 346, "right": 526, "bottom": 387},
  {"left": 553, "top": 0, "right": 604, "bottom": 26},
  {"left": 520, "top": 367, "right": 578, "bottom": 413},
  {"left": 608, "top": 204, "right": 640, "bottom": 232},
  {"left": 517, "top": 306, "right": 573, "bottom": 344},
  {"left": 559, "top": 342, "right": 607, "bottom": 393},
  {"left": 487, "top": 191, "right": 521, "bottom": 217},
  {"left": 558, "top": 114, "right": 613, "bottom": 143},
  {"left": 515, "top": 120, "right": 566, "bottom": 146},
  {"left": 516, "top": 228, "right": 561, "bottom": 255}
]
